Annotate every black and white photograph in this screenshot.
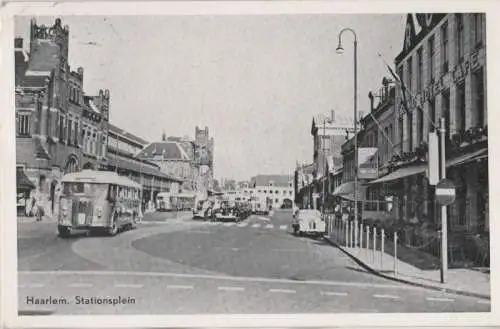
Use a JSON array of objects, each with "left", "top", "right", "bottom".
[{"left": 1, "top": 1, "right": 499, "bottom": 327}]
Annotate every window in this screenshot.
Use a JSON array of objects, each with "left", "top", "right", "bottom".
[
  {"left": 429, "top": 98, "right": 436, "bottom": 132},
  {"left": 428, "top": 36, "right": 435, "bottom": 82},
  {"left": 275, "top": 190, "right": 279, "bottom": 194},
  {"left": 406, "top": 57, "right": 413, "bottom": 91},
  {"left": 417, "top": 107, "right": 424, "bottom": 144},
  {"left": 81, "top": 128, "right": 86, "bottom": 149},
  {"left": 275, "top": 198, "right": 279, "bottom": 203},
  {"left": 74, "top": 121, "right": 79, "bottom": 146},
  {"left": 473, "top": 14, "right": 484, "bottom": 46},
  {"left": 456, "top": 83, "right": 466, "bottom": 133},
  {"left": 441, "top": 22, "right": 449, "bottom": 73},
  {"left": 442, "top": 90, "right": 451, "bottom": 141},
  {"left": 17, "top": 113, "right": 30, "bottom": 136},
  {"left": 384, "top": 127, "right": 389, "bottom": 161},
  {"left": 456, "top": 14, "right": 464, "bottom": 62},
  {"left": 388, "top": 124, "right": 393, "bottom": 159},
  {"left": 417, "top": 47, "right": 423, "bottom": 92},
  {"left": 59, "top": 114, "right": 64, "bottom": 140},
  {"left": 67, "top": 118, "right": 73, "bottom": 145},
  {"left": 408, "top": 112, "right": 413, "bottom": 151},
  {"left": 473, "top": 68, "right": 485, "bottom": 127}
]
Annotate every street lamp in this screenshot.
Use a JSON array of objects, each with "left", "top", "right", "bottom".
[{"left": 337, "top": 28, "right": 358, "bottom": 246}]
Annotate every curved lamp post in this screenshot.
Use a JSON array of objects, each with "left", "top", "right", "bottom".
[{"left": 336, "top": 28, "right": 359, "bottom": 246}]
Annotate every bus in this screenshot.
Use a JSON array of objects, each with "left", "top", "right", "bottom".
[
  {"left": 57, "top": 170, "right": 142, "bottom": 237},
  {"left": 156, "top": 192, "right": 173, "bottom": 211}
]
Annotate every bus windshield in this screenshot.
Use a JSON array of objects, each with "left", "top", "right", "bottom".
[{"left": 62, "top": 182, "right": 109, "bottom": 199}]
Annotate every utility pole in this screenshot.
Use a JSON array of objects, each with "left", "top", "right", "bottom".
[
  {"left": 322, "top": 119, "right": 327, "bottom": 214},
  {"left": 439, "top": 117, "right": 448, "bottom": 283}
]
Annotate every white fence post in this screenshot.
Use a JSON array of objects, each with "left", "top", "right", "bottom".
[
  {"left": 344, "top": 221, "right": 348, "bottom": 247},
  {"left": 359, "top": 224, "right": 365, "bottom": 249},
  {"left": 372, "top": 227, "right": 377, "bottom": 264},
  {"left": 394, "top": 231, "right": 398, "bottom": 276},
  {"left": 381, "top": 228, "right": 385, "bottom": 271},
  {"left": 366, "top": 226, "right": 370, "bottom": 255},
  {"left": 354, "top": 219, "right": 358, "bottom": 248}
]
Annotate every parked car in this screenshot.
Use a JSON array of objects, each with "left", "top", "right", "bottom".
[
  {"left": 212, "top": 201, "right": 239, "bottom": 222},
  {"left": 292, "top": 209, "right": 325, "bottom": 237}
]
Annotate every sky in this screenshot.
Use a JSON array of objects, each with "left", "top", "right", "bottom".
[{"left": 15, "top": 14, "right": 406, "bottom": 182}]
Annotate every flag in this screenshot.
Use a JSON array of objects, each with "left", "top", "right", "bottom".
[{"left": 378, "top": 53, "right": 410, "bottom": 117}]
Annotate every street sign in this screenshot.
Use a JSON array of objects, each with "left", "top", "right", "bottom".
[{"left": 435, "top": 179, "right": 456, "bottom": 206}]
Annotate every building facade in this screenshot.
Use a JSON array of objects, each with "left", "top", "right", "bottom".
[
  {"left": 369, "top": 13, "right": 487, "bottom": 266},
  {"left": 249, "top": 175, "right": 294, "bottom": 209},
  {"left": 15, "top": 18, "right": 110, "bottom": 218},
  {"left": 138, "top": 126, "right": 215, "bottom": 200},
  {"left": 105, "top": 124, "right": 182, "bottom": 210},
  {"left": 311, "top": 111, "right": 354, "bottom": 210}
]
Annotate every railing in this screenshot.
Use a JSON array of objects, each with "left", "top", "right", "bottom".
[{"left": 324, "top": 213, "right": 490, "bottom": 275}]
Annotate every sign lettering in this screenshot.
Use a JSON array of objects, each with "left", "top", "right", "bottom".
[{"left": 452, "top": 49, "right": 481, "bottom": 84}]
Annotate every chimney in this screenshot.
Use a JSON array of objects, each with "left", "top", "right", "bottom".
[
  {"left": 330, "top": 110, "right": 335, "bottom": 123},
  {"left": 382, "top": 77, "right": 390, "bottom": 102},
  {"left": 14, "top": 37, "right": 23, "bottom": 49},
  {"left": 368, "top": 92, "right": 374, "bottom": 112}
]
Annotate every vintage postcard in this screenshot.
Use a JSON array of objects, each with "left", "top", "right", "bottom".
[{"left": 1, "top": 0, "right": 499, "bottom": 328}]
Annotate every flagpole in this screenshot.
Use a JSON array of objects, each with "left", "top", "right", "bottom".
[{"left": 377, "top": 53, "right": 438, "bottom": 131}]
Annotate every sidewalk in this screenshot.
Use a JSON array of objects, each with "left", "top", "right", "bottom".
[
  {"left": 17, "top": 215, "right": 57, "bottom": 224},
  {"left": 324, "top": 229, "right": 491, "bottom": 300}
]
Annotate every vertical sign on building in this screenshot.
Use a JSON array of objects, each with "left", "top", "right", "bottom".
[{"left": 428, "top": 132, "right": 439, "bottom": 185}]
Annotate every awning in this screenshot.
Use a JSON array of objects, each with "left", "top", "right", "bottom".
[
  {"left": 447, "top": 148, "right": 488, "bottom": 167},
  {"left": 107, "top": 153, "right": 182, "bottom": 182},
  {"left": 17, "top": 168, "right": 35, "bottom": 192},
  {"left": 332, "top": 181, "right": 367, "bottom": 201},
  {"left": 368, "top": 164, "right": 427, "bottom": 185},
  {"left": 369, "top": 148, "right": 488, "bottom": 185}
]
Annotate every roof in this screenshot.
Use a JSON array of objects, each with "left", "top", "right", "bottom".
[
  {"left": 106, "top": 153, "right": 183, "bottom": 182},
  {"left": 17, "top": 167, "right": 35, "bottom": 191},
  {"left": 108, "top": 123, "right": 149, "bottom": 146},
  {"left": 137, "top": 142, "right": 191, "bottom": 160},
  {"left": 21, "top": 74, "right": 50, "bottom": 88},
  {"left": 61, "top": 170, "right": 142, "bottom": 189},
  {"left": 250, "top": 174, "right": 293, "bottom": 187}
]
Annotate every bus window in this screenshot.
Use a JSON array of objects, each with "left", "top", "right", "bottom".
[
  {"left": 63, "top": 182, "right": 85, "bottom": 195},
  {"left": 108, "top": 185, "right": 117, "bottom": 201}
]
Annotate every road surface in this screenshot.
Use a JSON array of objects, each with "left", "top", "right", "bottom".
[{"left": 17, "top": 210, "right": 490, "bottom": 314}]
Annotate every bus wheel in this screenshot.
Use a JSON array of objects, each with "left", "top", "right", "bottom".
[
  {"left": 107, "top": 214, "right": 119, "bottom": 236},
  {"left": 58, "top": 225, "right": 71, "bottom": 238}
]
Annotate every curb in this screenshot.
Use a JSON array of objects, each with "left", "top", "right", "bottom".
[{"left": 323, "top": 236, "right": 491, "bottom": 300}]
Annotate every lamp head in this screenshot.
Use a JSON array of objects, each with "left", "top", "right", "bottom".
[{"left": 336, "top": 44, "right": 344, "bottom": 54}]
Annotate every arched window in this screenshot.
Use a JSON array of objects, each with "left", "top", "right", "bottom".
[{"left": 65, "top": 156, "right": 79, "bottom": 174}]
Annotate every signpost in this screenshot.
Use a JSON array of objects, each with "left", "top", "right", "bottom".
[{"left": 435, "top": 179, "right": 456, "bottom": 206}]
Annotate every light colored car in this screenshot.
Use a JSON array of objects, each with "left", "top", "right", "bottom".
[{"left": 292, "top": 209, "right": 325, "bottom": 237}]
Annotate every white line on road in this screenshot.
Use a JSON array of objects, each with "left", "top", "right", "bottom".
[
  {"left": 477, "top": 300, "right": 491, "bottom": 305},
  {"left": 252, "top": 224, "right": 261, "bottom": 228},
  {"left": 167, "top": 285, "right": 194, "bottom": 290},
  {"left": 426, "top": 297, "right": 455, "bottom": 302},
  {"left": 114, "top": 283, "right": 143, "bottom": 288},
  {"left": 68, "top": 283, "right": 93, "bottom": 288},
  {"left": 265, "top": 224, "right": 274, "bottom": 229},
  {"left": 269, "top": 288, "right": 296, "bottom": 294},
  {"left": 321, "top": 291, "right": 348, "bottom": 297},
  {"left": 373, "top": 294, "right": 400, "bottom": 299},
  {"left": 20, "top": 283, "right": 44, "bottom": 288},
  {"left": 237, "top": 222, "right": 248, "bottom": 227},
  {"left": 258, "top": 217, "right": 270, "bottom": 221},
  {"left": 19, "top": 270, "right": 424, "bottom": 290},
  {"left": 279, "top": 225, "right": 287, "bottom": 230},
  {"left": 223, "top": 223, "right": 236, "bottom": 227},
  {"left": 218, "top": 286, "right": 245, "bottom": 292}
]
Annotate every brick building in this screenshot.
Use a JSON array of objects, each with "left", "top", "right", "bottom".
[{"left": 15, "top": 18, "right": 110, "bottom": 218}]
